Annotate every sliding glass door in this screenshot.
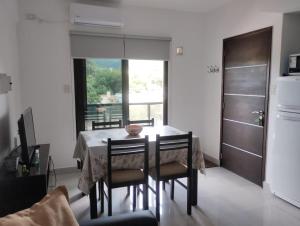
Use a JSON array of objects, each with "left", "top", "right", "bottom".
[
  {"left": 128, "top": 60, "right": 164, "bottom": 125},
  {"left": 74, "top": 58, "right": 168, "bottom": 133}
]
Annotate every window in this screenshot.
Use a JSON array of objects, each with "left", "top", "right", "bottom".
[
  {"left": 129, "top": 60, "right": 164, "bottom": 125},
  {"left": 85, "top": 59, "right": 123, "bottom": 130},
  {"left": 74, "top": 58, "right": 168, "bottom": 133}
]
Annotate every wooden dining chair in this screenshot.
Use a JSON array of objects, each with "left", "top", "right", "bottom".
[
  {"left": 92, "top": 120, "right": 122, "bottom": 130},
  {"left": 127, "top": 118, "right": 154, "bottom": 127},
  {"left": 92, "top": 120, "right": 123, "bottom": 201},
  {"left": 77, "top": 120, "right": 121, "bottom": 171},
  {"left": 149, "top": 132, "right": 193, "bottom": 221},
  {"left": 100, "top": 136, "right": 149, "bottom": 216}
]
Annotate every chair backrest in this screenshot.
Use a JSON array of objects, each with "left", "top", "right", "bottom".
[
  {"left": 107, "top": 136, "right": 149, "bottom": 186},
  {"left": 127, "top": 118, "right": 154, "bottom": 127},
  {"left": 92, "top": 120, "right": 122, "bottom": 130},
  {"left": 155, "top": 132, "right": 192, "bottom": 179}
]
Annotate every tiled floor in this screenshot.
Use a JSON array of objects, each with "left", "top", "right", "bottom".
[{"left": 55, "top": 167, "right": 300, "bottom": 226}]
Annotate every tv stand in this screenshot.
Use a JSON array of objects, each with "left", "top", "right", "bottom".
[
  {"left": 0, "top": 144, "right": 50, "bottom": 217},
  {"left": 19, "top": 144, "right": 41, "bottom": 171}
]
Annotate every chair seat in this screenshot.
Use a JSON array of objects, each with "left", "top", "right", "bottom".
[
  {"left": 106, "top": 169, "right": 144, "bottom": 184},
  {"left": 149, "top": 162, "right": 187, "bottom": 179}
]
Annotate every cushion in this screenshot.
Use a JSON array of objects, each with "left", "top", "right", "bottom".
[
  {"left": 106, "top": 169, "right": 144, "bottom": 184},
  {"left": 0, "top": 186, "right": 79, "bottom": 226},
  {"left": 149, "top": 161, "right": 187, "bottom": 179}
]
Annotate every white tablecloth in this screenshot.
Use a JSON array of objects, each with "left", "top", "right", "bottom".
[{"left": 73, "top": 126, "right": 205, "bottom": 194}]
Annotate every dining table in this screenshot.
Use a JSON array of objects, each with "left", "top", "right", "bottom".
[{"left": 73, "top": 125, "right": 205, "bottom": 219}]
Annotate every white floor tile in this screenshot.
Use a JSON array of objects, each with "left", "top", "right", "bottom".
[{"left": 54, "top": 167, "right": 300, "bottom": 226}]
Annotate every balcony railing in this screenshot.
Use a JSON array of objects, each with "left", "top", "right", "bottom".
[{"left": 84, "top": 102, "right": 163, "bottom": 130}]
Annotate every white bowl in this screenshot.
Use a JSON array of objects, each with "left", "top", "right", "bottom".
[{"left": 125, "top": 124, "right": 143, "bottom": 136}]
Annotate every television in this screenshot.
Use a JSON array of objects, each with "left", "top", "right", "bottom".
[
  {"left": 0, "top": 94, "right": 10, "bottom": 167},
  {"left": 18, "top": 107, "right": 37, "bottom": 168}
]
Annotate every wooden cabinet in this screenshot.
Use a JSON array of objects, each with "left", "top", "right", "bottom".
[{"left": 0, "top": 144, "right": 50, "bottom": 217}]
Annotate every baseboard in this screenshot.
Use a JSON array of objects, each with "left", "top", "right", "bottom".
[
  {"left": 54, "top": 167, "right": 78, "bottom": 174},
  {"left": 263, "top": 181, "right": 272, "bottom": 195},
  {"left": 273, "top": 191, "right": 300, "bottom": 208},
  {"left": 203, "top": 153, "right": 220, "bottom": 166}
]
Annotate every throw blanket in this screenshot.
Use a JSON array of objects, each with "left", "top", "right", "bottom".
[{"left": 0, "top": 186, "right": 79, "bottom": 226}]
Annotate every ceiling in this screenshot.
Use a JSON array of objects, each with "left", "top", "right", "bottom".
[{"left": 88, "top": 0, "right": 237, "bottom": 13}]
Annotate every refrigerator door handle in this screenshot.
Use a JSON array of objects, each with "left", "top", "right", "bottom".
[
  {"left": 277, "top": 115, "right": 300, "bottom": 122},
  {"left": 277, "top": 104, "right": 300, "bottom": 111}
]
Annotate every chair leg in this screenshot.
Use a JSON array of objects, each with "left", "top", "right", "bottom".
[
  {"left": 108, "top": 188, "right": 112, "bottom": 216},
  {"left": 100, "top": 179, "right": 104, "bottom": 213},
  {"left": 143, "top": 183, "right": 148, "bottom": 210},
  {"left": 156, "top": 180, "right": 160, "bottom": 221},
  {"left": 127, "top": 186, "right": 130, "bottom": 195},
  {"left": 170, "top": 179, "right": 174, "bottom": 200},
  {"left": 187, "top": 176, "right": 192, "bottom": 215},
  {"left": 133, "top": 185, "right": 137, "bottom": 211},
  {"left": 137, "top": 185, "right": 140, "bottom": 196},
  {"left": 162, "top": 181, "right": 166, "bottom": 190}
]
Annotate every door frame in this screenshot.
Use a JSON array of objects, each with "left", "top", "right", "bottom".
[
  {"left": 163, "top": 61, "right": 168, "bottom": 125},
  {"left": 219, "top": 27, "right": 273, "bottom": 184},
  {"left": 73, "top": 58, "right": 87, "bottom": 137},
  {"left": 122, "top": 60, "right": 129, "bottom": 125}
]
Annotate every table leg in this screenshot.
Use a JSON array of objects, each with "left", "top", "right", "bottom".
[
  {"left": 192, "top": 169, "right": 198, "bottom": 206},
  {"left": 89, "top": 184, "right": 97, "bottom": 219}
]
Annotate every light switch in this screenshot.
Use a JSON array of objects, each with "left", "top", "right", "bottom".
[{"left": 176, "top": 47, "right": 183, "bottom": 56}]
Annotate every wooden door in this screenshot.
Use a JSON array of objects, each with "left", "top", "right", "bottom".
[{"left": 221, "top": 27, "right": 272, "bottom": 186}]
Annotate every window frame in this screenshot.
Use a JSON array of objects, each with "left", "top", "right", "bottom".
[{"left": 73, "top": 58, "right": 168, "bottom": 134}]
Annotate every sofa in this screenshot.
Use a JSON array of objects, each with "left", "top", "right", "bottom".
[
  {"left": 80, "top": 211, "right": 157, "bottom": 226},
  {"left": 0, "top": 186, "right": 157, "bottom": 226}
]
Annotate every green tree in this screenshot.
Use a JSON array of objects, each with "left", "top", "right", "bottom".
[{"left": 86, "top": 60, "right": 122, "bottom": 104}]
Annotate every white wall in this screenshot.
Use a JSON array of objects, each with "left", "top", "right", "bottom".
[
  {"left": 18, "top": 0, "right": 204, "bottom": 169},
  {"left": 201, "top": 0, "right": 284, "bottom": 183},
  {"left": 18, "top": 0, "right": 75, "bottom": 169},
  {"left": 258, "top": 0, "right": 300, "bottom": 13},
  {"left": 0, "top": 0, "right": 21, "bottom": 148}
]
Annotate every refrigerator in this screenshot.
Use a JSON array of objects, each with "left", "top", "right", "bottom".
[{"left": 272, "top": 76, "right": 300, "bottom": 208}]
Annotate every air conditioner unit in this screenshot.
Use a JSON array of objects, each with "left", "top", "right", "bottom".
[{"left": 70, "top": 3, "right": 124, "bottom": 28}]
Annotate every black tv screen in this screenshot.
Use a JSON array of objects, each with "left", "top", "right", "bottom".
[
  {"left": 18, "top": 107, "right": 36, "bottom": 167},
  {"left": 0, "top": 94, "right": 10, "bottom": 166}
]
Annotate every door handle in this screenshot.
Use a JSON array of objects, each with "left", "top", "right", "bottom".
[
  {"left": 251, "top": 110, "right": 264, "bottom": 115},
  {"left": 252, "top": 110, "right": 265, "bottom": 126},
  {"left": 251, "top": 111, "right": 260, "bottom": 114}
]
